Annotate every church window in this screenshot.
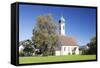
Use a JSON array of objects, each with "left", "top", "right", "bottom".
[{"left": 64, "top": 47, "right": 66, "bottom": 51}]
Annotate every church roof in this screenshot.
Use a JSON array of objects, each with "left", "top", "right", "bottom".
[{"left": 58, "top": 35, "right": 78, "bottom": 46}]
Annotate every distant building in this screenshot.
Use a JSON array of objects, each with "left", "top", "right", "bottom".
[
  {"left": 79, "top": 45, "right": 90, "bottom": 50},
  {"left": 55, "top": 16, "right": 79, "bottom": 55}
]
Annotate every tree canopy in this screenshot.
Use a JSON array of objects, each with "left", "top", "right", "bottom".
[{"left": 32, "top": 14, "right": 58, "bottom": 56}]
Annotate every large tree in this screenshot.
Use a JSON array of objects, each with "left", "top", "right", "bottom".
[{"left": 32, "top": 14, "right": 58, "bottom": 56}]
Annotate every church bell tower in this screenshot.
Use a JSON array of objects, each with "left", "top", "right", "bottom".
[{"left": 59, "top": 16, "right": 65, "bottom": 36}]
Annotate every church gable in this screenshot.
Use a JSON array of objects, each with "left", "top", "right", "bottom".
[{"left": 58, "top": 35, "right": 78, "bottom": 46}]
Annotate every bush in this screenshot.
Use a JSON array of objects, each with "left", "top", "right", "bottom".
[
  {"left": 72, "top": 52, "right": 75, "bottom": 55},
  {"left": 82, "top": 49, "right": 89, "bottom": 55},
  {"left": 43, "top": 51, "right": 49, "bottom": 56},
  {"left": 68, "top": 53, "right": 70, "bottom": 55}
]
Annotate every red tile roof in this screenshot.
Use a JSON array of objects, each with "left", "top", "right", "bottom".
[{"left": 58, "top": 35, "right": 78, "bottom": 46}]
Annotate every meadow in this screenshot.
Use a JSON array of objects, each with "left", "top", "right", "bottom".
[{"left": 19, "top": 55, "right": 96, "bottom": 64}]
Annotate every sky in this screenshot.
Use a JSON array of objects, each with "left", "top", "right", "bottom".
[{"left": 19, "top": 4, "right": 96, "bottom": 46}]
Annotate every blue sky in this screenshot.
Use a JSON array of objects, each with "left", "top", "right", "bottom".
[{"left": 19, "top": 4, "right": 96, "bottom": 46}]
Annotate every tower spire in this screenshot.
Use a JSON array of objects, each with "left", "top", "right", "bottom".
[{"left": 61, "top": 16, "right": 65, "bottom": 22}]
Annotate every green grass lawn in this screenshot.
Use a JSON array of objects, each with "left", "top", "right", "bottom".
[{"left": 19, "top": 55, "right": 96, "bottom": 64}]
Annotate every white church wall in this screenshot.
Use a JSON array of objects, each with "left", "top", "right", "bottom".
[
  {"left": 75, "top": 47, "right": 79, "bottom": 55},
  {"left": 69, "top": 46, "right": 73, "bottom": 55},
  {"left": 71, "top": 46, "right": 79, "bottom": 55},
  {"left": 61, "top": 46, "right": 69, "bottom": 55},
  {"left": 55, "top": 51, "right": 61, "bottom": 56},
  {"left": 60, "top": 46, "right": 79, "bottom": 55}
]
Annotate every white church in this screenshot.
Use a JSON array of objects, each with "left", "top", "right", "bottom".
[
  {"left": 55, "top": 16, "right": 79, "bottom": 56},
  {"left": 19, "top": 16, "right": 79, "bottom": 56}
]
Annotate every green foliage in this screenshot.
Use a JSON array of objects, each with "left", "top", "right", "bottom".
[
  {"left": 72, "top": 52, "right": 75, "bottom": 55},
  {"left": 87, "top": 36, "right": 96, "bottom": 54},
  {"left": 32, "top": 14, "right": 58, "bottom": 56},
  {"left": 82, "top": 50, "right": 88, "bottom": 55},
  {"left": 23, "top": 40, "right": 35, "bottom": 56},
  {"left": 82, "top": 36, "right": 96, "bottom": 55},
  {"left": 68, "top": 53, "right": 70, "bottom": 55}
]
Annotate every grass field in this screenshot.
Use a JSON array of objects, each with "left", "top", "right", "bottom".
[{"left": 19, "top": 55, "right": 96, "bottom": 64}]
